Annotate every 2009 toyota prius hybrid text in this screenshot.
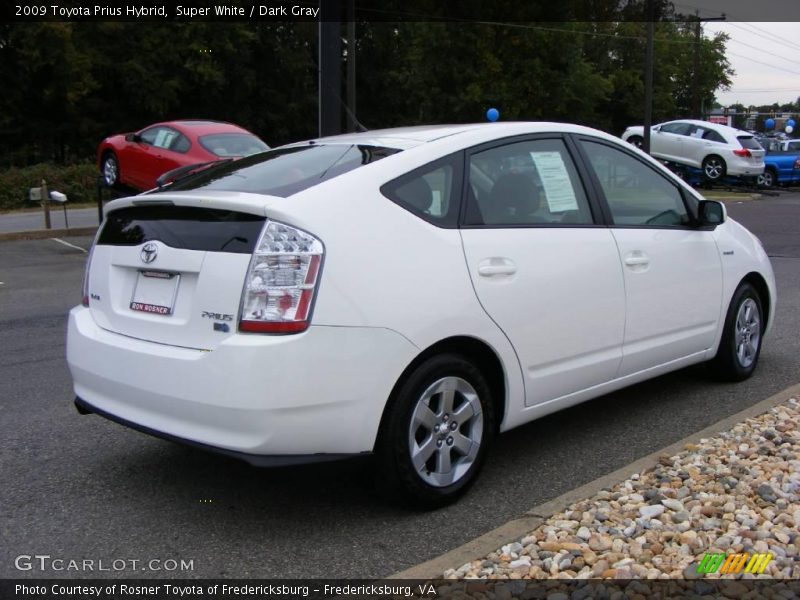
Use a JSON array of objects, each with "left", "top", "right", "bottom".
[{"left": 67, "top": 123, "right": 776, "bottom": 507}]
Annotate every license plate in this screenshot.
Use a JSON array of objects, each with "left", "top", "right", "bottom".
[{"left": 130, "top": 270, "right": 180, "bottom": 316}]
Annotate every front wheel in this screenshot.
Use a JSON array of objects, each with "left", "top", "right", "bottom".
[
  {"left": 702, "top": 155, "right": 726, "bottom": 182},
  {"left": 101, "top": 152, "right": 120, "bottom": 187},
  {"left": 375, "top": 354, "right": 495, "bottom": 509},
  {"left": 627, "top": 135, "right": 643, "bottom": 149},
  {"left": 709, "top": 282, "right": 763, "bottom": 381}
]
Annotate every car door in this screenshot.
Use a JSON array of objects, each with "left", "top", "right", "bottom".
[
  {"left": 576, "top": 137, "right": 723, "bottom": 377},
  {"left": 460, "top": 136, "right": 626, "bottom": 406},
  {"left": 652, "top": 122, "right": 692, "bottom": 164},
  {"left": 124, "top": 126, "right": 168, "bottom": 189},
  {"left": 684, "top": 124, "right": 712, "bottom": 167},
  {"left": 158, "top": 130, "right": 193, "bottom": 179}
]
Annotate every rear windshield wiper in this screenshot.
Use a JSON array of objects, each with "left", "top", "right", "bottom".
[{"left": 154, "top": 158, "right": 235, "bottom": 190}]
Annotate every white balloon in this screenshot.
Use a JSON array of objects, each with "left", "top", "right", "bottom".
[{"left": 786, "top": 125, "right": 794, "bottom": 134}]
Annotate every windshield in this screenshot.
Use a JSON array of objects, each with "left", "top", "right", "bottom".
[
  {"left": 164, "top": 144, "right": 401, "bottom": 197},
  {"left": 199, "top": 133, "right": 270, "bottom": 157}
]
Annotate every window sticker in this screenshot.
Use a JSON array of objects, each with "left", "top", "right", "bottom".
[{"left": 529, "top": 151, "right": 579, "bottom": 212}]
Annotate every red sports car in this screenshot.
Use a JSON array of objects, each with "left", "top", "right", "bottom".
[{"left": 97, "top": 120, "right": 269, "bottom": 191}]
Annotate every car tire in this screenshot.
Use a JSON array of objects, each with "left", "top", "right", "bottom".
[
  {"left": 101, "top": 151, "right": 120, "bottom": 187},
  {"left": 757, "top": 168, "right": 776, "bottom": 189},
  {"left": 701, "top": 155, "right": 726, "bottom": 182},
  {"left": 375, "top": 354, "right": 495, "bottom": 509},
  {"left": 628, "top": 136, "right": 644, "bottom": 149},
  {"left": 708, "top": 282, "right": 764, "bottom": 381}
]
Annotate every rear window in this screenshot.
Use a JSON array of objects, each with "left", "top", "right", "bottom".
[
  {"left": 165, "top": 144, "right": 401, "bottom": 198},
  {"left": 199, "top": 133, "right": 270, "bottom": 157},
  {"left": 738, "top": 136, "right": 762, "bottom": 150},
  {"left": 98, "top": 206, "right": 265, "bottom": 254}
]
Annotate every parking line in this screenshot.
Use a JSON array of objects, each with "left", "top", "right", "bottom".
[{"left": 50, "top": 237, "right": 88, "bottom": 253}]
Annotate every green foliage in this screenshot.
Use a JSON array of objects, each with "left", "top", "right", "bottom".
[
  {"left": 0, "top": 163, "right": 97, "bottom": 210},
  {"left": 0, "top": 15, "right": 738, "bottom": 170}
]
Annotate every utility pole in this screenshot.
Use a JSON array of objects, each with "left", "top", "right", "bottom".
[
  {"left": 346, "top": 0, "right": 357, "bottom": 132},
  {"left": 319, "top": 2, "right": 342, "bottom": 137},
  {"left": 643, "top": 0, "right": 655, "bottom": 154},
  {"left": 690, "top": 10, "right": 726, "bottom": 119}
]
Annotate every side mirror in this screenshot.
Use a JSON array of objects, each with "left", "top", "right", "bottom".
[
  {"left": 125, "top": 133, "right": 141, "bottom": 143},
  {"left": 698, "top": 199, "right": 725, "bottom": 227}
]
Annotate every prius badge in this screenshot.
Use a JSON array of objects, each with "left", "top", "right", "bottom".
[{"left": 140, "top": 243, "right": 158, "bottom": 264}]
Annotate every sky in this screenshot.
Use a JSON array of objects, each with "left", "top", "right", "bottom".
[{"left": 703, "top": 22, "right": 800, "bottom": 108}]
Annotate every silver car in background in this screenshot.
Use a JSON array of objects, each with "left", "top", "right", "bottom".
[{"left": 621, "top": 119, "right": 765, "bottom": 182}]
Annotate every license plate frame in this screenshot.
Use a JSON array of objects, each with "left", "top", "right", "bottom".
[{"left": 130, "top": 270, "right": 180, "bottom": 316}]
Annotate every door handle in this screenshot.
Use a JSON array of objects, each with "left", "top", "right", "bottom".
[
  {"left": 624, "top": 253, "right": 650, "bottom": 267},
  {"left": 477, "top": 258, "right": 516, "bottom": 277}
]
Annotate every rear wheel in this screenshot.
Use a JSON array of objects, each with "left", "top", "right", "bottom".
[
  {"left": 702, "top": 155, "right": 726, "bottom": 182},
  {"left": 709, "top": 282, "right": 763, "bottom": 381},
  {"left": 375, "top": 354, "right": 495, "bottom": 509},
  {"left": 101, "top": 151, "right": 120, "bottom": 187},
  {"left": 757, "top": 168, "right": 776, "bottom": 188}
]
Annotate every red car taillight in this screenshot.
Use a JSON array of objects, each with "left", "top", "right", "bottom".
[
  {"left": 239, "top": 220, "right": 323, "bottom": 334},
  {"left": 794, "top": 159, "right": 800, "bottom": 169},
  {"left": 733, "top": 149, "right": 751, "bottom": 157}
]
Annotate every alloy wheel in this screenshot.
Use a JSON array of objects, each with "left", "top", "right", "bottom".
[
  {"left": 407, "top": 376, "right": 483, "bottom": 487},
  {"left": 735, "top": 298, "right": 761, "bottom": 368}
]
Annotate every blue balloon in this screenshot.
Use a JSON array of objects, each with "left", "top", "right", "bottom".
[
  {"left": 765, "top": 118, "right": 775, "bottom": 130},
  {"left": 788, "top": 118, "right": 796, "bottom": 128},
  {"left": 486, "top": 108, "right": 500, "bottom": 122}
]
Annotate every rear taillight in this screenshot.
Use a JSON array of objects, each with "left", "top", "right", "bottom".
[
  {"left": 794, "top": 159, "right": 800, "bottom": 169},
  {"left": 733, "top": 149, "right": 751, "bottom": 157},
  {"left": 239, "top": 220, "right": 323, "bottom": 334},
  {"left": 81, "top": 244, "right": 95, "bottom": 307}
]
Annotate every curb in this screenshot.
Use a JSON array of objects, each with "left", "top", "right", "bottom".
[
  {"left": 389, "top": 381, "right": 800, "bottom": 580},
  {"left": 0, "top": 226, "right": 97, "bottom": 242},
  {"left": 703, "top": 193, "right": 762, "bottom": 203}
]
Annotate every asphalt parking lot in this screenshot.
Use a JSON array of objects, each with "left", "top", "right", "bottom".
[{"left": 1, "top": 193, "right": 799, "bottom": 579}]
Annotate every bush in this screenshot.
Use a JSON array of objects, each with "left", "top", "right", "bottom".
[{"left": 0, "top": 162, "right": 98, "bottom": 211}]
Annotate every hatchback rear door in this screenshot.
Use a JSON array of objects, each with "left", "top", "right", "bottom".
[{"left": 86, "top": 199, "right": 266, "bottom": 350}]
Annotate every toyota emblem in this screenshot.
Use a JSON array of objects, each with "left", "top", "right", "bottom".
[{"left": 140, "top": 243, "right": 158, "bottom": 264}]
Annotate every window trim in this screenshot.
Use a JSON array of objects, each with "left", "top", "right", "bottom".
[
  {"left": 458, "top": 133, "right": 604, "bottom": 230},
  {"left": 572, "top": 135, "right": 703, "bottom": 231},
  {"left": 380, "top": 151, "right": 464, "bottom": 229}
]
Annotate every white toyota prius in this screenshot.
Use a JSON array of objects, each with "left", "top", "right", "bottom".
[{"left": 67, "top": 122, "right": 776, "bottom": 507}]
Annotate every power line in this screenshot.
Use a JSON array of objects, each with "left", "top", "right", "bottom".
[
  {"left": 726, "top": 50, "right": 800, "bottom": 76},
  {"left": 722, "top": 36, "right": 800, "bottom": 69},
  {"left": 736, "top": 22, "right": 800, "bottom": 53},
  {"left": 727, "top": 22, "right": 800, "bottom": 54}
]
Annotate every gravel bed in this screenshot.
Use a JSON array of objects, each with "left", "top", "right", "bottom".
[{"left": 443, "top": 397, "right": 799, "bottom": 581}]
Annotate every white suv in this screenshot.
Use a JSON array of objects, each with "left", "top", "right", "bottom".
[
  {"left": 68, "top": 123, "right": 775, "bottom": 507},
  {"left": 621, "top": 119, "right": 765, "bottom": 181}
]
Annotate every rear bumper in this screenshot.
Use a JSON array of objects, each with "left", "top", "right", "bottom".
[
  {"left": 727, "top": 163, "right": 764, "bottom": 177},
  {"left": 67, "top": 306, "right": 418, "bottom": 458},
  {"left": 74, "top": 397, "right": 360, "bottom": 466}
]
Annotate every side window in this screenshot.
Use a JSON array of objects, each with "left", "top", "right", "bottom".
[
  {"left": 465, "top": 138, "right": 594, "bottom": 226},
  {"left": 153, "top": 128, "right": 178, "bottom": 150},
  {"left": 581, "top": 140, "right": 691, "bottom": 227},
  {"left": 170, "top": 134, "right": 191, "bottom": 153},
  {"left": 702, "top": 129, "right": 726, "bottom": 143},
  {"left": 139, "top": 127, "right": 161, "bottom": 145},
  {"left": 660, "top": 122, "right": 691, "bottom": 136},
  {"left": 381, "top": 154, "right": 460, "bottom": 227}
]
